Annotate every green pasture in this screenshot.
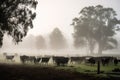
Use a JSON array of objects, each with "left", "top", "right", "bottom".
[
  {"left": 55, "top": 63, "right": 120, "bottom": 79},
  {"left": 75, "top": 63, "right": 120, "bottom": 72},
  {"left": 56, "top": 63, "right": 120, "bottom": 73}
]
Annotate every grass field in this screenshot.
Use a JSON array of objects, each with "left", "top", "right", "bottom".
[
  {"left": 74, "top": 63, "right": 120, "bottom": 72},
  {"left": 0, "top": 54, "right": 120, "bottom": 80},
  {"left": 55, "top": 63, "right": 120, "bottom": 79},
  {"left": 0, "top": 62, "right": 120, "bottom": 80},
  {"left": 56, "top": 62, "right": 120, "bottom": 72}
]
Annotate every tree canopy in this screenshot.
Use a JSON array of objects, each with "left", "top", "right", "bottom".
[
  {"left": 0, "top": 0, "right": 38, "bottom": 47},
  {"left": 72, "top": 5, "right": 120, "bottom": 55},
  {"left": 49, "top": 28, "right": 67, "bottom": 49}
]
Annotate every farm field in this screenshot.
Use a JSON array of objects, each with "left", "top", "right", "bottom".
[
  {"left": 0, "top": 63, "right": 120, "bottom": 80},
  {"left": 66, "top": 63, "right": 120, "bottom": 73},
  {"left": 0, "top": 53, "right": 120, "bottom": 80},
  {"left": 56, "top": 63, "right": 120, "bottom": 79},
  {"left": 1, "top": 0, "right": 120, "bottom": 80}
]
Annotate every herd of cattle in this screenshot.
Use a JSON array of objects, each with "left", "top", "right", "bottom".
[{"left": 3, "top": 54, "right": 120, "bottom": 66}]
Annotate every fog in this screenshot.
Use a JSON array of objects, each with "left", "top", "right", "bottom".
[
  {"left": 1, "top": 0, "right": 120, "bottom": 56},
  {"left": 1, "top": 32, "right": 120, "bottom": 57},
  {"left": 0, "top": 33, "right": 85, "bottom": 56}
]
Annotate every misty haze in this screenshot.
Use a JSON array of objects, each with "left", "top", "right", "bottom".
[{"left": 0, "top": 0, "right": 120, "bottom": 80}]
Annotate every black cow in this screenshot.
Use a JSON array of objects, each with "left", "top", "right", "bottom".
[
  {"left": 5, "top": 55, "right": 14, "bottom": 61},
  {"left": 41, "top": 57, "right": 50, "bottom": 64},
  {"left": 113, "top": 58, "right": 118, "bottom": 66},
  {"left": 34, "top": 57, "right": 41, "bottom": 64},
  {"left": 20, "top": 55, "right": 29, "bottom": 63},
  {"left": 53, "top": 56, "right": 69, "bottom": 66},
  {"left": 20, "top": 55, "right": 36, "bottom": 64},
  {"left": 85, "top": 57, "right": 96, "bottom": 66},
  {"left": 101, "top": 57, "right": 112, "bottom": 66},
  {"left": 29, "top": 56, "right": 36, "bottom": 63}
]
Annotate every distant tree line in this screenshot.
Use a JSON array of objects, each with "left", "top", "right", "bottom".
[{"left": 36, "top": 27, "right": 67, "bottom": 50}]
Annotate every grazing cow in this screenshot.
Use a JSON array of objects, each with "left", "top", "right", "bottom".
[
  {"left": 20, "top": 55, "right": 29, "bottom": 63},
  {"left": 5, "top": 55, "right": 14, "bottom": 61},
  {"left": 34, "top": 57, "right": 41, "bottom": 64},
  {"left": 3, "top": 53, "right": 15, "bottom": 61},
  {"left": 113, "top": 58, "right": 118, "bottom": 66},
  {"left": 29, "top": 56, "right": 36, "bottom": 63},
  {"left": 41, "top": 57, "right": 50, "bottom": 64},
  {"left": 53, "top": 56, "right": 69, "bottom": 66},
  {"left": 101, "top": 57, "right": 112, "bottom": 66},
  {"left": 86, "top": 57, "right": 96, "bottom": 66},
  {"left": 20, "top": 55, "right": 36, "bottom": 64},
  {"left": 70, "top": 57, "right": 84, "bottom": 64}
]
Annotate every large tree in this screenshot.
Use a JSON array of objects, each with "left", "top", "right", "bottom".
[
  {"left": 72, "top": 5, "right": 120, "bottom": 55},
  {"left": 36, "top": 35, "right": 46, "bottom": 49},
  {"left": 49, "top": 28, "right": 67, "bottom": 49},
  {"left": 0, "top": 0, "right": 38, "bottom": 47}
]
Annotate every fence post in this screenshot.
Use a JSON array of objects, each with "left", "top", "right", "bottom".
[{"left": 97, "top": 59, "right": 100, "bottom": 74}]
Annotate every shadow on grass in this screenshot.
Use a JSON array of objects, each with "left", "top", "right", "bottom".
[{"left": 0, "top": 63, "right": 119, "bottom": 80}]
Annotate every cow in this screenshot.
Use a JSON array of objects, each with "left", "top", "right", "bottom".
[
  {"left": 100, "top": 57, "right": 113, "bottom": 66},
  {"left": 29, "top": 56, "right": 36, "bottom": 63},
  {"left": 3, "top": 53, "right": 15, "bottom": 62},
  {"left": 86, "top": 57, "right": 96, "bottom": 66},
  {"left": 53, "top": 56, "right": 69, "bottom": 66},
  {"left": 70, "top": 57, "right": 85, "bottom": 64},
  {"left": 41, "top": 57, "right": 50, "bottom": 65},
  {"left": 20, "top": 55, "right": 36, "bottom": 64},
  {"left": 34, "top": 57, "right": 41, "bottom": 64},
  {"left": 113, "top": 58, "right": 118, "bottom": 66},
  {"left": 5, "top": 55, "right": 14, "bottom": 61},
  {"left": 20, "top": 55, "right": 29, "bottom": 63}
]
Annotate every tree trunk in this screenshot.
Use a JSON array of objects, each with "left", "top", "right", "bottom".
[
  {"left": 98, "top": 43, "right": 103, "bottom": 55},
  {"left": 97, "top": 60, "right": 100, "bottom": 74},
  {"left": 97, "top": 42, "right": 103, "bottom": 74},
  {"left": 89, "top": 40, "right": 94, "bottom": 55}
]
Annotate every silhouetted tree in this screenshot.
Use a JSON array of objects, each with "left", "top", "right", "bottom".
[
  {"left": 0, "top": 0, "right": 38, "bottom": 47},
  {"left": 72, "top": 5, "right": 120, "bottom": 55},
  {"left": 36, "top": 35, "right": 46, "bottom": 49},
  {"left": 49, "top": 28, "right": 67, "bottom": 49}
]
